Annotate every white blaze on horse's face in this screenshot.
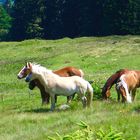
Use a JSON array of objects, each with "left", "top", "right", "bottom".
[
  {"left": 17, "top": 66, "right": 27, "bottom": 79},
  {"left": 17, "top": 62, "right": 32, "bottom": 79}
]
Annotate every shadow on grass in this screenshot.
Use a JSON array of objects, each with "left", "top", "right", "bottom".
[
  {"left": 23, "top": 108, "right": 50, "bottom": 113},
  {"left": 133, "top": 105, "right": 140, "bottom": 113},
  {"left": 22, "top": 104, "right": 71, "bottom": 113}
]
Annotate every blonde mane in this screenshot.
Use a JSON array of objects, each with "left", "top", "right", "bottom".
[{"left": 31, "top": 63, "right": 53, "bottom": 75}]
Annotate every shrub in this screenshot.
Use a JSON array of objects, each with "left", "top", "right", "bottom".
[{"left": 92, "top": 82, "right": 102, "bottom": 100}]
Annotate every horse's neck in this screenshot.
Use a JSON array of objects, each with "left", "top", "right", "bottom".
[
  {"left": 32, "top": 66, "right": 52, "bottom": 86},
  {"left": 32, "top": 67, "right": 58, "bottom": 87}
]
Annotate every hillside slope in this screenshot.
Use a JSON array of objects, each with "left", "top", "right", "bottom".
[{"left": 0, "top": 36, "right": 140, "bottom": 139}]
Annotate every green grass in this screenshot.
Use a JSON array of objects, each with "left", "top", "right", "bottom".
[{"left": 0, "top": 35, "right": 140, "bottom": 139}]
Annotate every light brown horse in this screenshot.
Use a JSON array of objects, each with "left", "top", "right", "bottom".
[
  {"left": 102, "top": 69, "right": 140, "bottom": 102},
  {"left": 102, "top": 69, "right": 128, "bottom": 100},
  {"left": 18, "top": 64, "right": 84, "bottom": 104}
]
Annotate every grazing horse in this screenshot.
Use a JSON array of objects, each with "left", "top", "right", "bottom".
[
  {"left": 102, "top": 69, "right": 128, "bottom": 100},
  {"left": 17, "top": 64, "right": 84, "bottom": 104},
  {"left": 24, "top": 62, "right": 93, "bottom": 111},
  {"left": 102, "top": 69, "right": 140, "bottom": 103}
]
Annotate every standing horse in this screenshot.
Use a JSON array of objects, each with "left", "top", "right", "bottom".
[
  {"left": 24, "top": 62, "right": 93, "bottom": 111},
  {"left": 102, "top": 69, "right": 140, "bottom": 102},
  {"left": 18, "top": 64, "right": 84, "bottom": 104}
]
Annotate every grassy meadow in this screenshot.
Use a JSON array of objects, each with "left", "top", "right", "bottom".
[{"left": 0, "top": 35, "right": 140, "bottom": 139}]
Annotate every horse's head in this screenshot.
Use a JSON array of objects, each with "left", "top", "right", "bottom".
[
  {"left": 17, "top": 62, "right": 32, "bottom": 79},
  {"left": 102, "top": 87, "right": 111, "bottom": 100}
]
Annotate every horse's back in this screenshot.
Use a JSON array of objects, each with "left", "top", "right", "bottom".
[
  {"left": 121, "top": 70, "right": 139, "bottom": 89},
  {"left": 53, "top": 66, "right": 83, "bottom": 77}
]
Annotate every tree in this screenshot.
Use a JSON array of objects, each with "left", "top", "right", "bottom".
[
  {"left": 0, "top": 5, "right": 12, "bottom": 40},
  {"left": 4, "top": 0, "right": 14, "bottom": 14},
  {"left": 10, "top": 0, "right": 45, "bottom": 40}
]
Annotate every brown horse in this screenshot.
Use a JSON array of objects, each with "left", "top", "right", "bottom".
[
  {"left": 102, "top": 69, "right": 128, "bottom": 100},
  {"left": 18, "top": 64, "right": 84, "bottom": 104},
  {"left": 116, "top": 70, "right": 140, "bottom": 102},
  {"left": 102, "top": 69, "right": 140, "bottom": 102}
]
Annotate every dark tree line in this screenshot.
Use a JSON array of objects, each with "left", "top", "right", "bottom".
[{"left": 1, "top": 0, "right": 140, "bottom": 41}]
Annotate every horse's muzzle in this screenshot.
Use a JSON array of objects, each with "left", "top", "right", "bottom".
[
  {"left": 17, "top": 75, "right": 22, "bottom": 79},
  {"left": 25, "top": 73, "right": 32, "bottom": 82}
]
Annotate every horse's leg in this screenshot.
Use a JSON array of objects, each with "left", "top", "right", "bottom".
[
  {"left": 40, "top": 89, "right": 50, "bottom": 105},
  {"left": 82, "top": 96, "right": 87, "bottom": 108},
  {"left": 55, "top": 95, "right": 57, "bottom": 103},
  {"left": 66, "top": 92, "right": 76, "bottom": 103},
  {"left": 67, "top": 96, "right": 72, "bottom": 103},
  {"left": 78, "top": 91, "right": 87, "bottom": 108},
  {"left": 132, "top": 89, "right": 136, "bottom": 102},
  {"left": 50, "top": 94, "right": 56, "bottom": 111},
  {"left": 117, "top": 89, "right": 121, "bottom": 102},
  {"left": 115, "top": 85, "right": 120, "bottom": 102},
  {"left": 119, "top": 86, "right": 127, "bottom": 103}
]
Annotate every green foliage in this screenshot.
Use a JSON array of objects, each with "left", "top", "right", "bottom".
[
  {"left": 8, "top": 0, "right": 140, "bottom": 40},
  {"left": 96, "top": 127, "right": 123, "bottom": 140},
  {"left": 92, "top": 82, "right": 102, "bottom": 100},
  {"left": 47, "top": 121, "right": 130, "bottom": 140},
  {"left": 0, "top": 5, "right": 12, "bottom": 40},
  {"left": 10, "top": 0, "right": 45, "bottom": 40}
]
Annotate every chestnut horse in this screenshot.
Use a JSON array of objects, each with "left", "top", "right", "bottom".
[
  {"left": 102, "top": 69, "right": 128, "bottom": 100},
  {"left": 24, "top": 62, "right": 93, "bottom": 111},
  {"left": 102, "top": 69, "right": 140, "bottom": 102},
  {"left": 18, "top": 64, "right": 84, "bottom": 104}
]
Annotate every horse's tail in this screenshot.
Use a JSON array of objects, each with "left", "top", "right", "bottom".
[
  {"left": 79, "top": 69, "right": 84, "bottom": 78},
  {"left": 102, "top": 69, "right": 127, "bottom": 99},
  {"left": 86, "top": 82, "right": 93, "bottom": 107}
]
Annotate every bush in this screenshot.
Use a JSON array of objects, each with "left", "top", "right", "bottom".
[{"left": 92, "top": 82, "right": 102, "bottom": 100}]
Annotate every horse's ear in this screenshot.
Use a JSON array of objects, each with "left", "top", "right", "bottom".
[
  {"left": 26, "top": 62, "right": 32, "bottom": 69},
  {"left": 29, "top": 62, "right": 32, "bottom": 69}
]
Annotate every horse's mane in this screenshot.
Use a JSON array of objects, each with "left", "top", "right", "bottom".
[
  {"left": 31, "top": 63, "right": 53, "bottom": 74},
  {"left": 102, "top": 69, "right": 128, "bottom": 96}
]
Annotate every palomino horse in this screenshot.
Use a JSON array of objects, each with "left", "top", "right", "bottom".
[
  {"left": 24, "top": 62, "right": 93, "bottom": 111},
  {"left": 29, "top": 79, "right": 75, "bottom": 104},
  {"left": 18, "top": 64, "right": 84, "bottom": 104},
  {"left": 102, "top": 69, "right": 140, "bottom": 103}
]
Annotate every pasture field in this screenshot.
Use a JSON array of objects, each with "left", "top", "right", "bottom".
[{"left": 0, "top": 35, "right": 140, "bottom": 139}]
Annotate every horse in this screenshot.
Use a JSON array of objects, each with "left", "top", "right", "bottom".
[
  {"left": 102, "top": 69, "right": 128, "bottom": 100},
  {"left": 28, "top": 79, "right": 50, "bottom": 104},
  {"left": 102, "top": 69, "right": 140, "bottom": 103},
  {"left": 29, "top": 79, "right": 74, "bottom": 104},
  {"left": 24, "top": 62, "right": 93, "bottom": 111},
  {"left": 17, "top": 63, "right": 84, "bottom": 104}
]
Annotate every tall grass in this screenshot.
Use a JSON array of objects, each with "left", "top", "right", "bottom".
[{"left": 0, "top": 35, "right": 140, "bottom": 139}]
